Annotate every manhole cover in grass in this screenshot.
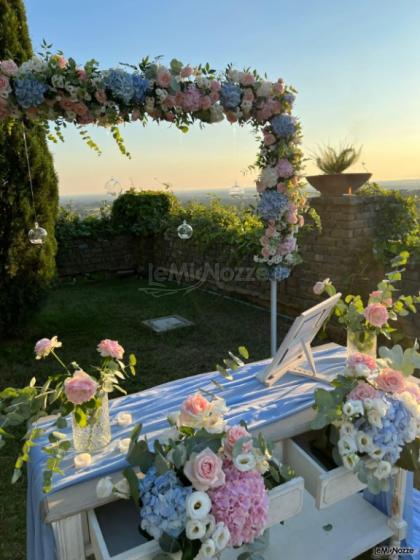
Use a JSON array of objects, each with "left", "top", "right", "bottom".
[{"left": 142, "top": 315, "right": 194, "bottom": 333}]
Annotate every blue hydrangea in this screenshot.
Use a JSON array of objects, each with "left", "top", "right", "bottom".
[
  {"left": 269, "top": 265, "right": 291, "bottom": 282},
  {"left": 132, "top": 74, "right": 150, "bottom": 103},
  {"left": 219, "top": 82, "right": 242, "bottom": 109},
  {"left": 14, "top": 78, "right": 48, "bottom": 108},
  {"left": 139, "top": 467, "right": 191, "bottom": 540},
  {"left": 271, "top": 114, "right": 297, "bottom": 138},
  {"left": 257, "top": 191, "right": 288, "bottom": 220},
  {"left": 103, "top": 68, "right": 134, "bottom": 103}
]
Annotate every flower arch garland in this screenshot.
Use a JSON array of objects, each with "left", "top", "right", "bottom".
[{"left": 0, "top": 52, "right": 307, "bottom": 281}]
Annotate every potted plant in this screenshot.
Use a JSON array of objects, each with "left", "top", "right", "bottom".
[{"left": 306, "top": 143, "right": 371, "bottom": 196}]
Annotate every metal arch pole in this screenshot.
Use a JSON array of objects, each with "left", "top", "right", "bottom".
[{"left": 270, "top": 279, "right": 277, "bottom": 356}]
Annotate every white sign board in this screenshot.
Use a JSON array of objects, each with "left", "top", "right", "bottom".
[{"left": 257, "top": 293, "right": 342, "bottom": 387}]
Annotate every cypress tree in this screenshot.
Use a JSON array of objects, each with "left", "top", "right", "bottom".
[{"left": 0, "top": 0, "right": 58, "bottom": 334}]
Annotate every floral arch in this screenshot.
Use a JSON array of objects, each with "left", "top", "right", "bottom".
[{"left": 0, "top": 53, "right": 307, "bottom": 281}]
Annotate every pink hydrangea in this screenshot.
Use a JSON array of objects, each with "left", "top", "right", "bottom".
[
  {"left": 347, "top": 352, "right": 377, "bottom": 372},
  {"left": 64, "top": 370, "right": 98, "bottom": 405},
  {"left": 224, "top": 425, "right": 252, "bottom": 458},
  {"left": 0, "top": 60, "right": 18, "bottom": 76},
  {"left": 348, "top": 382, "right": 380, "bottom": 401},
  {"left": 276, "top": 236, "right": 296, "bottom": 256},
  {"left": 97, "top": 339, "right": 124, "bottom": 360},
  {"left": 181, "top": 86, "right": 201, "bottom": 112},
  {"left": 364, "top": 303, "right": 389, "bottom": 328},
  {"left": 277, "top": 159, "right": 294, "bottom": 178},
  {"left": 209, "top": 461, "right": 269, "bottom": 547},
  {"left": 34, "top": 336, "right": 62, "bottom": 359},
  {"left": 376, "top": 368, "right": 407, "bottom": 394}
]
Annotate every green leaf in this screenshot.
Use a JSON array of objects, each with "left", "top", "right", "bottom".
[
  {"left": 55, "top": 417, "right": 67, "bottom": 429},
  {"left": 123, "top": 467, "right": 140, "bottom": 506},
  {"left": 323, "top": 524, "right": 333, "bottom": 532},
  {"left": 129, "top": 354, "right": 137, "bottom": 367},
  {"left": 127, "top": 439, "right": 155, "bottom": 472},
  {"left": 238, "top": 346, "right": 249, "bottom": 360},
  {"left": 172, "top": 444, "right": 187, "bottom": 469},
  {"left": 154, "top": 452, "right": 170, "bottom": 475}
]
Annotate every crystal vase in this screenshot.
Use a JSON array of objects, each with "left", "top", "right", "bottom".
[
  {"left": 346, "top": 329, "right": 377, "bottom": 358},
  {"left": 72, "top": 392, "right": 111, "bottom": 453}
]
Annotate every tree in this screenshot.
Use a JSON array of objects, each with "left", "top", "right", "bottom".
[{"left": 0, "top": 0, "right": 58, "bottom": 334}]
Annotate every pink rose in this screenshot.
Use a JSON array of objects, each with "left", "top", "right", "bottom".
[
  {"left": 364, "top": 303, "right": 389, "bottom": 328},
  {"left": 265, "top": 225, "right": 276, "bottom": 238},
  {"left": 162, "top": 95, "right": 175, "bottom": 109},
  {"left": 77, "top": 68, "right": 87, "bottom": 81},
  {"left": 95, "top": 90, "right": 107, "bottom": 104},
  {"left": 277, "top": 158, "right": 294, "bottom": 178},
  {"left": 72, "top": 102, "right": 88, "bottom": 116},
  {"left": 0, "top": 60, "right": 18, "bottom": 76},
  {"left": 287, "top": 211, "right": 298, "bottom": 224},
  {"left": 261, "top": 246, "right": 271, "bottom": 258},
  {"left": 347, "top": 352, "right": 377, "bottom": 372},
  {"left": 60, "top": 97, "right": 75, "bottom": 111},
  {"left": 64, "top": 370, "right": 98, "bottom": 405},
  {"left": 180, "top": 66, "right": 193, "bottom": 78},
  {"left": 34, "top": 336, "right": 62, "bottom": 359},
  {"left": 56, "top": 55, "right": 68, "bottom": 69},
  {"left": 313, "top": 280, "right": 327, "bottom": 295},
  {"left": 376, "top": 368, "right": 407, "bottom": 394},
  {"left": 184, "top": 447, "right": 225, "bottom": 491},
  {"left": 240, "top": 72, "right": 255, "bottom": 86},
  {"left": 156, "top": 68, "right": 172, "bottom": 88},
  {"left": 263, "top": 133, "right": 276, "bottom": 146},
  {"left": 0, "top": 74, "right": 11, "bottom": 96},
  {"left": 224, "top": 425, "right": 252, "bottom": 458},
  {"left": 97, "top": 339, "right": 124, "bottom": 360},
  {"left": 77, "top": 112, "right": 94, "bottom": 125},
  {"left": 369, "top": 290, "right": 393, "bottom": 307},
  {"left": 348, "top": 382, "right": 380, "bottom": 401},
  {"left": 179, "top": 393, "right": 210, "bottom": 426}
]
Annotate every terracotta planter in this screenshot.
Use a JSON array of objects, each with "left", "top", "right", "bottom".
[{"left": 306, "top": 173, "right": 372, "bottom": 196}]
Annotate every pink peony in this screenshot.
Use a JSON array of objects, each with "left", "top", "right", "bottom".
[
  {"left": 156, "top": 68, "right": 172, "bottom": 88},
  {"left": 369, "top": 290, "right": 393, "bottom": 307},
  {"left": 180, "top": 66, "right": 193, "bottom": 78},
  {"left": 209, "top": 461, "right": 269, "bottom": 547},
  {"left": 364, "top": 303, "right": 389, "bottom": 328},
  {"left": 277, "top": 159, "right": 294, "bottom": 178},
  {"left": 376, "top": 368, "right": 407, "bottom": 394},
  {"left": 64, "top": 370, "right": 98, "bottom": 405},
  {"left": 34, "top": 336, "right": 62, "bottom": 359},
  {"left": 348, "top": 382, "right": 380, "bottom": 401},
  {"left": 0, "top": 74, "right": 11, "bottom": 97},
  {"left": 347, "top": 352, "right": 377, "bottom": 371},
  {"left": 179, "top": 393, "right": 210, "bottom": 425},
  {"left": 224, "top": 425, "right": 252, "bottom": 458},
  {"left": 0, "top": 60, "right": 18, "bottom": 76},
  {"left": 97, "top": 339, "right": 124, "bottom": 360},
  {"left": 184, "top": 447, "right": 225, "bottom": 491}
]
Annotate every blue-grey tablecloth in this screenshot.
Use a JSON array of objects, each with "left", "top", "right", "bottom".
[{"left": 27, "top": 344, "right": 418, "bottom": 559}]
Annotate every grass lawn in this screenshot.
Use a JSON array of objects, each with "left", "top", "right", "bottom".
[{"left": 0, "top": 276, "right": 376, "bottom": 559}]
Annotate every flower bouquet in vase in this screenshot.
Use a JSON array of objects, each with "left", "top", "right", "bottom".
[
  {"left": 0, "top": 336, "right": 136, "bottom": 492},
  {"left": 311, "top": 342, "right": 420, "bottom": 494},
  {"left": 313, "top": 252, "right": 420, "bottom": 358},
  {"left": 97, "top": 393, "right": 301, "bottom": 560}
]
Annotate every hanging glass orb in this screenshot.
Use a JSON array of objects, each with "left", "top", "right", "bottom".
[
  {"left": 177, "top": 220, "right": 193, "bottom": 240},
  {"left": 104, "top": 177, "right": 121, "bottom": 197},
  {"left": 28, "top": 222, "right": 48, "bottom": 245}
]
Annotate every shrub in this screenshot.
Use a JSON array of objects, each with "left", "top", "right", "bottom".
[
  {"left": 111, "top": 189, "right": 179, "bottom": 236},
  {"left": 56, "top": 203, "right": 114, "bottom": 245},
  {"left": 357, "top": 183, "right": 420, "bottom": 263},
  {"left": 313, "top": 143, "right": 361, "bottom": 174},
  {"left": 0, "top": 0, "right": 58, "bottom": 335}
]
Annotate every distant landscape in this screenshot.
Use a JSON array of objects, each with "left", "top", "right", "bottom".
[{"left": 60, "top": 179, "right": 420, "bottom": 216}]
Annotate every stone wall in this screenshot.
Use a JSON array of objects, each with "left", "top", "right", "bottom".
[{"left": 56, "top": 196, "right": 419, "bottom": 341}]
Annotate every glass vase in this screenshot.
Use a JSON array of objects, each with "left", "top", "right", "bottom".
[
  {"left": 346, "top": 329, "right": 377, "bottom": 358},
  {"left": 72, "top": 392, "right": 111, "bottom": 453}
]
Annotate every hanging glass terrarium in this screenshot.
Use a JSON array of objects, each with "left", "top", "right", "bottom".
[
  {"left": 28, "top": 222, "right": 48, "bottom": 245},
  {"left": 177, "top": 220, "right": 193, "bottom": 240}
]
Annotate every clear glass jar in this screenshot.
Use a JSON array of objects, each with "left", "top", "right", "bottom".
[
  {"left": 347, "top": 328, "right": 377, "bottom": 358},
  {"left": 72, "top": 392, "right": 111, "bottom": 453}
]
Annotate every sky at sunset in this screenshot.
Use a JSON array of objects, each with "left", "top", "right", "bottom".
[{"left": 25, "top": 0, "right": 420, "bottom": 195}]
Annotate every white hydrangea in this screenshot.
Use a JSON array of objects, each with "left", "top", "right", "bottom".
[
  {"left": 259, "top": 166, "right": 278, "bottom": 189},
  {"left": 195, "top": 76, "right": 211, "bottom": 89},
  {"left": 227, "top": 69, "right": 240, "bottom": 82},
  {"left": 18, "top": 56, "right": 47, "bottom": 76},
  {"left": 256, "top": 80, "right": 272, "bottom": 97}
]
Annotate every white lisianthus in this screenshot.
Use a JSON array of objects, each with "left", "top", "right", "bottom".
[
  {"left": 343, "top": 400, "right": 364, "bottom": 417},
  {"left": 259, "top": 166, "right": 278, "bottom": 189},
  {"left": 256, "top": 80, "right": 272, "bottom": 97},
  {"left": 186, "top": 519, "right": 207, "bottom": 540},
  {"left": 369, "top": 446, "right": 385, "bottom": 460},
  {"left": 339, "top": 421, "right": 356, "bottom": 438},
  {"left": 373, "top": 460, "right": 392, "bottom": 480},
  {"left": 96, "top": 476, "right": 113, "bottom": 498},
  {"left": 368, "top": 409, "right": 383, "bottom": 429},
  {"left": 199, "top": 539, "right": 216, "bottom": 559},
  {"left": 342, "top": 453, "right": 360, "bottom": 471},
  {"left": 204, "top": 514, "right": 216, "bottom": 538},
  {"left": 338, "top": 435, "right": 357, "bottom": 456},
  {"left": 356, "top": 432, "right": 374, "bottom": 453},
  {"left": 212, "top": 522, "right": 230, "bottom": 551},
  {"left": 234, "top": 452, "right": 257, "bottom": 472},
  {"left": 186, "top": 491, "right": 212, "bottom": 520}
]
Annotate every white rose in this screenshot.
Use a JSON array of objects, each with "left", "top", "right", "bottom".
[
  {"left": 342, "top": 453, "right": 360, "bottom": 471},
  {"left": 356, "top": 432, "right": 374, "bottom": 453},
  {"left": 234, "top": 452, "right": 257, "bottom": 472},
  {"left": 256, "top": 81, "right": 272, "bottom": 97},
  {"left": 167, "top": 411, "right": 180, "bottom": 426},
  {"left": 74, "top": 452, "right": 92, "bottom": 468},
  {"left": 228, "top": 69, "right": 240, "bottom": 82},
  {"left": 259, "top": 166, "right": 278, "bottom": 188},
  {"left": 186, "top": 519, "right": 207, "bottom": 540},
  {"left": 199, "top": 539, "right": 216, "bottom": 559},
  {"left": 339, "top": 421, "right": 356, "bottom": 438},
  {"left": 203, "top": 414, "right": 225, "bottom": 434},
  {"left": 373, "top": 460, "right": 392, "bottom": 480},
  {"left": 186, "top": 492, "right": 212, "bottom": 520},
  {"left": 116, "top": 411, "right": 132, "bottom": 426},
  {"left": 338, "top": 435, "right": 357, "bottom": 456},
  {"left": 96, "top": 476, "right": 113, "bottom": 498},
  {"left": 118, "top": 438, "right": 131, "bottom": 453},
  {"left": 212, "top": 522, "right": 230, "bottom": 551}
]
